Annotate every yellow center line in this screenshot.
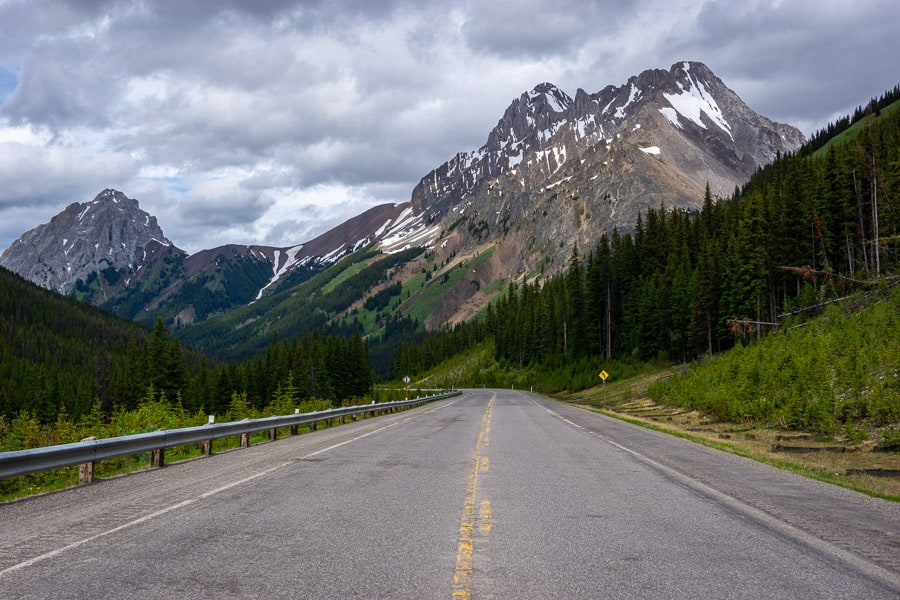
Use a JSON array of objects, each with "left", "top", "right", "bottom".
[
  {"left": 479, "top": 499, "right": 492, "bottom": 533},
  {"left": 452, "top": 393, "right": 494, "bottom": 599}
]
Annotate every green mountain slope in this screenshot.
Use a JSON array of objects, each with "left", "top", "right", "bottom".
[
  {"left": 0, "top": 266, "right": 153, "bottom": 422},
  {"left": 648, "top": 284, "right": 900, "bottom": 437},
  {"left": 176, "top": 247, "right": 427, "bottom": 361}
]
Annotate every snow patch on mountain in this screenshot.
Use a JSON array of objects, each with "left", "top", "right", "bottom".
[
  {"left": 663, "top": 63, "right": 733, "bottom": 139},
  {"left": 615, "top": 83, "right": 641, "bottom": 118},
  {"left": 378, "top": 207, "right": 439, "bottom": 253},
  {"left": 255, "top": 243, "right": 304, "bottom": 300}
]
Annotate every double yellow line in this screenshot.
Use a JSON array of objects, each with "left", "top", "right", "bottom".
[{"left": 452, "top": 394, "right": 494, "bottom": 599}]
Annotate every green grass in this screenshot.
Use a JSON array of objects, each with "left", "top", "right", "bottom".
[
  {"left": 406, "top": 247, "right": 495, "bottom": 324},
  {"left": 648, "top": 285, "right": 900, "bottom": 436},
  {"left": 812, "top": 99, "right": 900, "bottom": 158},
  {"left": 319, "top": 259, "right": 371, "bottom": 295}
]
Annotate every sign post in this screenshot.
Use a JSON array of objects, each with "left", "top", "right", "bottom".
[
  {"left": 599, "top": 370, "right": 609, "bottom": 405},
  {"left": 403, "top": 375, "right": 411, "bottom": 401}
]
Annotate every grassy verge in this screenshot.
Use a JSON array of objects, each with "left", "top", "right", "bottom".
[{"left": 558, "top": 371, "right": 900, "bottom": 502}]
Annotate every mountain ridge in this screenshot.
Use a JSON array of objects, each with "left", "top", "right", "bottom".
[{"left": 0, "top": 60, "right": 805, "bottom": 346}]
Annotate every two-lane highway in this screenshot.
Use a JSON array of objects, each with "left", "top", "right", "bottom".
[{"left": 1, "top": 389, "right": 898, "bottom": 598}]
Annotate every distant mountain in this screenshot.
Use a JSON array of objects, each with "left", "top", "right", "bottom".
[
  {"left": 412, "top": 61, "right": 803, "bottom": 225},
  {"left": 399, "top": 60, "right": 804, "bottom": 325},
  {"left": 0, "top": 189, "right": 176, "bottom": 295},
  {"left": 0, "top": 192, "right": 423, "bottom": 326},
  {"left": 107, "top": 201, "right": 426, "bottom": 326},
  {"left": 0, "top": 61, "right": 805, "bottom": 355}
]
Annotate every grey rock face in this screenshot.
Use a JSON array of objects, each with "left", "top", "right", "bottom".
[
  {"left": 0, "top": 189, "right": 174, "bottom": 294},
  {"left": 412, "top": 61, "right": 805, "bottom": 222}
]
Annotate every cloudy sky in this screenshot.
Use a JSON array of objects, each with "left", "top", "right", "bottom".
[{"left": 0, "top": 0, "right": 896, "bottom": 254}]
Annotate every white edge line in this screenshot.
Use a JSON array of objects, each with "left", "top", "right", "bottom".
[
  {"left": 1, "top": 421, "right": 404, "bottom": 578},
  {"left": 535, "top": 398, "right": 900, "bottom": 592}
]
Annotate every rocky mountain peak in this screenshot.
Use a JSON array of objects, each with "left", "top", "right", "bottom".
[
  {"left": 0, "top": 189, "right": 175, "bottom": 294},
  {"left": 485, "top": 83, "right": 572, "bottom": 152},
  {"left": 525, "top": 82, "right": 572, "bottom": 112},
  {"left": 403, "top": 61, "right": 808, "bottom": 326},
  {"left": 413, "top": 61, "right": 804, "bottom": 221}
]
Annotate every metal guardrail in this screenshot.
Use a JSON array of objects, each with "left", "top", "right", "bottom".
[{"left": 0, "top": 391, "right": 460, "bottom": 482}]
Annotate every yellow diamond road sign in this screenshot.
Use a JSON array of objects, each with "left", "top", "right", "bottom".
[{"left": 599, "top": 370, "right": 609, "bottom": 381}]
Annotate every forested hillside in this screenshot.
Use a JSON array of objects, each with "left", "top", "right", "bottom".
[
  {"left": 0, "top": 266, "right": 374, "bottom": 430},
  {"left": 0, "top": 267, "right": 153, "bottom": 422},
  {"left": 391, "top": 92, "right": 900, "bottom": 375},
  {"left": 647, "top": 284, "right": 900, "bottom": 438}
]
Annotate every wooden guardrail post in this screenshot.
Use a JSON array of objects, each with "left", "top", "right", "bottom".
[
  {"left": 268, "top": 428, "right": 277, "bottom": 441},
  {"left": 240, "top": 433, "right": 249, "bottom": 448},
  {"left": 151, "top": 428, "right": 166, "bottom": 468},
  {"left": 151, "top": 448, "right": 165, "bottom": 468},
  {"left": 201, "top": 415, "right": 214, "bottom": 455},
  {"left": 78, "top": 436, "right": 96, "bottom": 484}
]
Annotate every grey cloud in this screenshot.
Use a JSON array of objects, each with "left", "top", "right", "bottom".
[
  {"left": 175, "top": 189, "right": 276, "bottom": 229},
  {"left": 462, "top": 0, "right": 619, "bottom": 59},
  {"left": 0, "top": 0, "right": 896, "bottom": 254},
  {"left": 263, "top": 205, "right": 352, "bottom": 247}
]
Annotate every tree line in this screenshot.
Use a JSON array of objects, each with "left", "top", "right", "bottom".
[
  {"left": 107, "top": 319, "right": 374, "bottom": 419},
  {"left": 801, "top": 84, "right": 900, "bottom": 156}
]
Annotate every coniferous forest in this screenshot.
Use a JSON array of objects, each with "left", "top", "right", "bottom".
[{"left": 0, "top": 263, "right": 373, "bottom": 432}]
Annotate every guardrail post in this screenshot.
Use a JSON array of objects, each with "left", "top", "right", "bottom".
[
  {"left": 240, "top": 433, "right": 249, "bottom": 448},
  {"left": 78, "top": 436, "right": 96, "bottom": 484},
  {"left": 201, "top": 416, "right": 215, "bottom": 455},
  {"left": 268, "top": 428, "right": 277, "bottom": 441},
  {"left": 151, "top": 447, "right": 165, "bottom": 468}
]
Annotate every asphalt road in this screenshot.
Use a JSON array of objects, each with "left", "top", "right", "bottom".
[{"left": 1, "top": 389, "right": 898, "bottom": 599}]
